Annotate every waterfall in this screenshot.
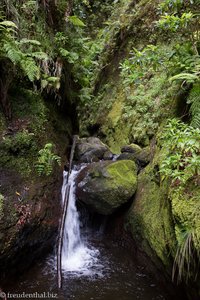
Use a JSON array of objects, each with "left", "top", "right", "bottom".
[{"left": 61, "top": 168, "right": 100, "bottom": 275}]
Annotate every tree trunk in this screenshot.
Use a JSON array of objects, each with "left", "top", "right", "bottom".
[{"left": 0, "top": 74, "right": 12, "bottom": 120}]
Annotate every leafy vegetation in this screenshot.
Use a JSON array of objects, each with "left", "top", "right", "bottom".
[
  {"left": 160, "top": 119, "right": 200, "bottom": 191},
  {"left": 36, "top": 143, "right": 61, "bottom": 176},
  {"left": 2, "top": 130, "right": 35, "bottom": 155}
]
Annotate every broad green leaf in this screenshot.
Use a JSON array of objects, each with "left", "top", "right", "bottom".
[{"left": 68, "top": 16, "right": 86, "bottom": 27}]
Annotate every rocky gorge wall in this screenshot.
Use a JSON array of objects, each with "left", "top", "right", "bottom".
[{"left": 0, "top": 88, "right": 72, "bottom": 281}]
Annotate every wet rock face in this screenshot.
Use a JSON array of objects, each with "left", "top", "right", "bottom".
[
  {"left": 0, "top": 169, "right": 61, "bottom": 279},
  {"left": 75, "top": 137, "right": 113, "bottom": 163},
  {"left": 76, "top": 160, "right": 137, "bottom": 215}
]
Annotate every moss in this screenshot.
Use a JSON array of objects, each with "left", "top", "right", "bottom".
[
  {"left": 107, "top": 95, "right": 124, "bottom": 126},
  {"left": 100, "top": 87, "right": 131, "bottom": 153},
  {"left": 171, "top": 185, "right": 200, "bottom": 251},
  {"left": 126, "top": 164, "right": 176, "bottom": 267},
  {"left": 106, "top": 160, "right": 137, "bottom": 189},
  {"left": 77, "top": 160, "right": 137, "bottom": 215},
  {"left": 10, "top": 88, "right": 48, "bottom": 135}
]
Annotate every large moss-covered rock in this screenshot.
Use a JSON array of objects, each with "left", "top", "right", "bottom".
[{"left": 76, "top": 160, "right": 137, "bottom": 215}]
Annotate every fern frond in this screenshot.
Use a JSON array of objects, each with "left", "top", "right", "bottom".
[
  {"left": 169, "top": 73, "right": 199, "bottom": 82},
  {"left": 19, "top": 38, "right": 41, "bottom": 46},
  {"left": 3, "top": 41, "right": 22, "bottom": 63},
  {"left": 29, "top": 51, "right": 48, "bottom": 60},
  {"left": 20, "top": 57, "right": 40, "bottom": 81}
]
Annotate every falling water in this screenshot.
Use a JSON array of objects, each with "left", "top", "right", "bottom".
[{"left": 61, "top": 168, "right": 100, "bottom": 276}]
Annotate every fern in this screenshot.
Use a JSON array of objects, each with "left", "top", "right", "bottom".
[
  {"left": 20, "top": 57, "right": 40, "bottom": 81},
  {"left": 19, "top": 38, "right": 41, "bottom": 46},
  {"left": 36, "top": 143, "right": 61, "bottom": 176},
  {"left": 187, "top": 84, "right": 200, "bottom": 128},
  {"left": 3, "top": 41, "right": 21, "bottom": 63}
]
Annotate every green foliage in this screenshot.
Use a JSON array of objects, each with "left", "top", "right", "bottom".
[
  {"left": 160, "top": 119, "right": 200, "bottom": 190},
  {"left": 158, "top": 0, "right": 184, "bottom": 13},
  {"left": 68, "top": 15, "right": 86, "bottom": 27},
  {"left": 187, "top": 84, "right": 200, "bottom": 128},
  {"left": 120, "top": 45, "right": 165, "bottom": 85},
  {"left": 0, "top": 128, "right": 37, "bottom": 177},
  {"left": 121, "top": 74, "right": 169, "bottom": 145},
  {"left": 0, "top": 4, "right": 62, "bottom": 98},
  {"left": 156, "top": 0, "right": 200, "bottom": 85},
  {"left": 120, "top": 41, "right": 200, "bottom": 85},
  {"left": 0, "top": 19, "right": 41, "bottom": 81},
  {"left": 36, "top": 143, "right": 61, "bottom": 176},
  {"left": 2, "top": 130, "right": 35, "bottom": 155},
  {"left": 157, "top": 12, "right": 194, "bottom": 32},
  {"left": 10, "top": 88, "right": 47, "bottom": 134}
]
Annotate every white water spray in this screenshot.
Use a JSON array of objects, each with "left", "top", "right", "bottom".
[{"left": 61, "top": 168, "right": 100, "bottom": 275}]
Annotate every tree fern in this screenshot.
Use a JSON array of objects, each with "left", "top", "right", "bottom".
[{"left": 187, "top": 84, "right": 200, "bottom": 128}]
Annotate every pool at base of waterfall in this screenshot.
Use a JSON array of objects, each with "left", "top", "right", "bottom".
[{"left": 3, "top": 236, "right": 175, "bottom": 300}]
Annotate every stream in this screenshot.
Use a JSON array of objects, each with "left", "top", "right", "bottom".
[
  {"left": 4, "top": 238, "right": 172, "bottom": 300},
  {"left": 2, "top": 168, "right": 177, "bottom": 300}
]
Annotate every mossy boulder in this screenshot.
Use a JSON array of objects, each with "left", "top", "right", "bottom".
[{"left": 76, "top": 160, "right": 137, "bottom": 215}]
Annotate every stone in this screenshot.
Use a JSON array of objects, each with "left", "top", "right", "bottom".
[
  {"left": 75, "top": 137, "right": 110, "bottom": 162},
  {"left": 76, "top": 160, "right": 137, "bottom": 215},
  {"left": 121, "top": 143, "right": 142, "bottom": 154},
  {"left": 103, "top": 150, "right": 113, "bottom": 160},
  {"left": 120, "top": 144, "right": 151, "bottom": 168}
]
